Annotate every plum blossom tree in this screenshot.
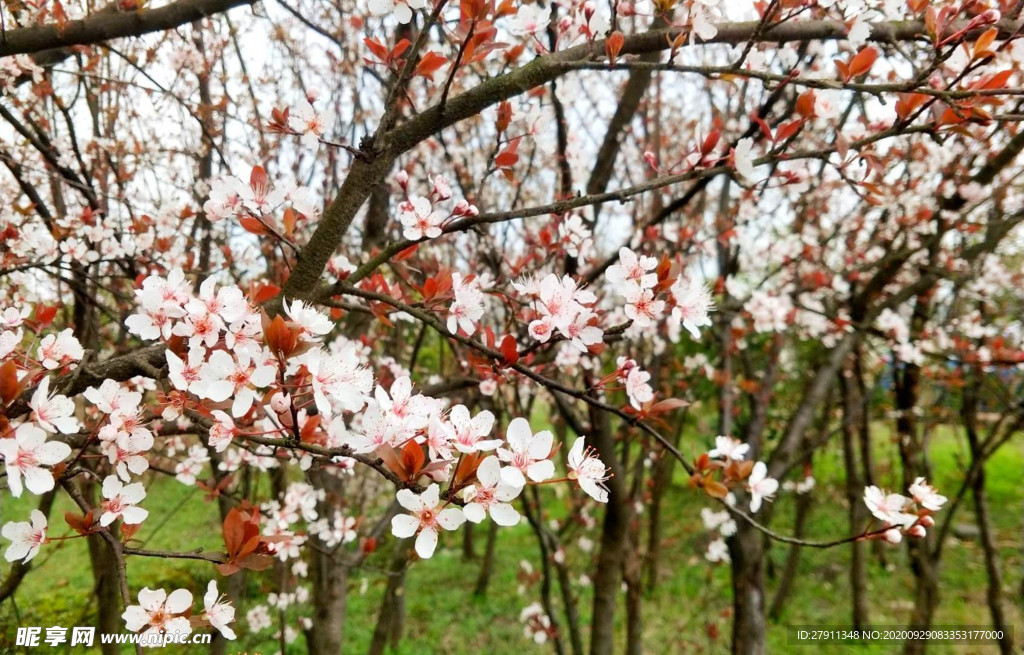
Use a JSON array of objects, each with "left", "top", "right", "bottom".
[{"left": 0, "top": 0, "right": 1023, "bottom": 654}]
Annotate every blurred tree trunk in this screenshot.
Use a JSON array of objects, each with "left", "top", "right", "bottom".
[
  {"left": 587, "top": 397, "right": 630, "bottom": 655},
  {"left": 645, "top": 414, "right": 685, "bottom": 591},
  {"left": 369, "top": 537, "right": 411, "bottom": 655},
  {"left": 473, "top": 521, "right": 498, "bottom": 596},
  {"left": 307, "top": 466, "right": 348, "bottom": 655},
  {"left": 897, "top": 295, "right": 938, "bottom": 655},
  {"left": 728, "top": 522, "right": 767, "bottom": 655},
  {"left": 82, "top": 478, "right": 122, "bottom": 655},
  {"left": 840, "top": 367, "right": 869, "bottom": 629},
  {"left": 768, "top": 490, "right": 812, "bottom": 620},
  {"left": 462, "top": 521, "right": 476, "bottom": 560},
  {"left": 963, "top": 369, "right": 1013, "bottom": 655}
]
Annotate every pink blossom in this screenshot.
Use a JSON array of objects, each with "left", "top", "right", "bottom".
[
  {"left": 288, "top": 99, "right": 333, "bottom": 150},
  {"left": 100, "top": 475, "right": 149, "bottom": 526},
  {"left": 623, "top": 287, "right": 664, "bottom": 327},
  {"left": 2, "top": 510, "right": 47, "bottom": 563},
  {"left": 670, "top": 276, "right": 714, "bottom": 339},
  {"left": 708, "top": 436, "right": 749, "bottom": 461},
  {"left": 445, "top": 405, "right": 499, "bottom": 454},
  {"left": 607, "top": 247, "right": 658, "bottom": 292},
  {"left": 747, "top": 462, "right": 778, "bottom": 513},
  {"left": 37, "top": 328, "right": 84, "bottom": 370},
  {"left": 203, "top": 580, "right": 237, "bottom": 640},
  {"left": 399, "top": 196, "right": 443, "bottom": 241},
  {"left": 908, "top": 477, "right": 947, "bottom": 511},
  {"left": 497, "top": 418, "right": 555, "bottom": 487},
  {"left": 390, "top": 484, "right": 465, "bottom": 559},
  {"left": 29, "top": 377, "right": 80, "bottom": 434},
  {"left": 463, "top": 456, "right": 522, "bottom": 526},
  {"left": 208, "top": 410, "right": 237, "bottom": 453},
  {"left": 122, "top": 588, "right": 193, "bottom": 637},
  {"left": 567, "top": 437, "right": 610, "bottom": 503},
  {"left": 0, "top": 423, "right": 71, "bottom": 497}
]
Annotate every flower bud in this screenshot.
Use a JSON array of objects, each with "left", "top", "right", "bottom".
[
  {"left": 919, "top": 514, "right": 935, "bottom": 528},
  {"left": 270, "top": 392, "right": 291, "bottom": 414},
  {"left": 884, "top": 528, "right": 902, "bottom": 544},
  {"left": 907, "top": 525, "right": 927, "bottom": 539}
]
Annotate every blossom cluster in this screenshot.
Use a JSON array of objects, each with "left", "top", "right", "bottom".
[
  {"left": 863, "top": 478, "right": 948, "bottom": 544},
  {"left": 515, "top": 273, "right": 604, "bottom": 351},
  {"left": 388, "top": 415, "right": 611, "bottom": 558}
]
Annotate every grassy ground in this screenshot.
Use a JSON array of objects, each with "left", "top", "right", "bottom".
[{"left": 1, "top": 426, "right": 1021, "bottom": 654}]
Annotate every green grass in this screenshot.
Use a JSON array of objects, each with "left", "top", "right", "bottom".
[{"left": 1, "top": 427, "right": 1021, "bottom": 654}]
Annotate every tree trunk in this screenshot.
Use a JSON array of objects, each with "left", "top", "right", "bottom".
[
  {"left": 963, "top": 372, "right": 1013, "bottom": 655},
  {"left": 307, "top": 466, "right": 348, "bottom": 655},
  {"left": 82, "top": 480, "right": 122, "bottom": 655},
  {"left": 728, "top": 521, "right": 767, "bottom": 655},
  {"left": 473, "top": 521, "right": 499, "bottom": 597},
  {"left": 587, "top": 399, "right": 629, "bottom": 655},
  {"left": 462, "top": 521, "right": 476, "bottom": 560},
  {"left": 841, "top": 369, "right": 869, "bottom": 629},
  {"left": 768, "top": 492, "right": 811, "bottom": 620},
  {"left": 368, "top": 538, "right": 411, "bottom": 655}
]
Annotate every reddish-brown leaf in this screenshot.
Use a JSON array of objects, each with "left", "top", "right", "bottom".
[
  {"left": 499, "top": 334, "right": 519, "bottom": 365},
  {"left": 416, "top": 51, "right": 448, "bottom": 81},
  {"left": 605, "top": 31, "right": 625, "bottom": 64}
]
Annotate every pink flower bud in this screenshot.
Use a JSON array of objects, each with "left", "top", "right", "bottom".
[
  {"left": 884, "top": 528, "right": 902, "bottom": 544},
  {"left": 643, "top": 151, "right": 659, "bottom": 171},
  {"left": 919, "top": 515, "right": 935, "bottom": 528},
  {"left": 395, "top": 170, "right": 409, "bottom": 189},
  {"left": 270, "top": 392, "right": 291, "bottom": 414},
  {"left": 617, "top": 2, "right": 634, "bottom": 16},
  {"left": 907, "top": 525, "right": 926, "bottom": 539}
]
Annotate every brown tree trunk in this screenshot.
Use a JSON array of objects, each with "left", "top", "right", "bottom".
[
  {"left": 895, "top": 316, "right": 938, "bottom": 655},
  {"left": 963, "top": 372, "right": 1013, "bottom": 655},
  {"left": 473, "top": 521, "right": 498, "bottom": 597},
  {"left": 728, "top": 521, "right": 767, "bottom": 655},
  {"left": 368, "top": 537, "right": 411, "bottom": 655},
  {"left": 768, "top": 492, "right": 811, "bottom": 620},
  {"left": 840, "top": 368, "right": 869, "bottom": 629},
  {"left": 462, "top": 521, "right": 476, "bottom": 560},
  {"left": 644, "top": 416, "right": 684, "bottom": 591},
  {"left": 307, "top": 467, "right": 348, "bottom": 655},
  {"left": 587, "top": 399, "right": 629, "bottom": 655},
  {"left": 83, "top": 482, "right": 122, "bottom": 655}
]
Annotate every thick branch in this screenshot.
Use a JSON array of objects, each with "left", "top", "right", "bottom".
[{"left": 0, "top": 0, "right": 256, "bottom": 57}]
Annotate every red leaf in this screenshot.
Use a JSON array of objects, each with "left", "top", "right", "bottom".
[
  {"left": 499, "top": 335, "right": 519, "bottom": 366},
  {"left": 34, "top": 304, "right": 58, "bottom": 327},
  {"left": 605, "top": 31, "right": 625, "bottom": 64},
  {"left": 837, "top": 46, "right": 877, "bottom": 82},
  {"left": 395, "top": 243, "right": 419, "bottom": 260},
  {"left": 415, "top": 52, "right": 448, "bottom": 81},
  {"left": 390, "top": 38, "right": 412, "bottom": 61},
  {"left": 0, "top": 360, "right": 23, "bottom": 405},
  {"left": 239, "top": 216, "right": 268, "bottom": 236},
  {"left": 364, "top": 37, "right": 390, "bottom": 62},
  {"left": 495, "top": 148, "right": 519, "bottom": 168}
]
